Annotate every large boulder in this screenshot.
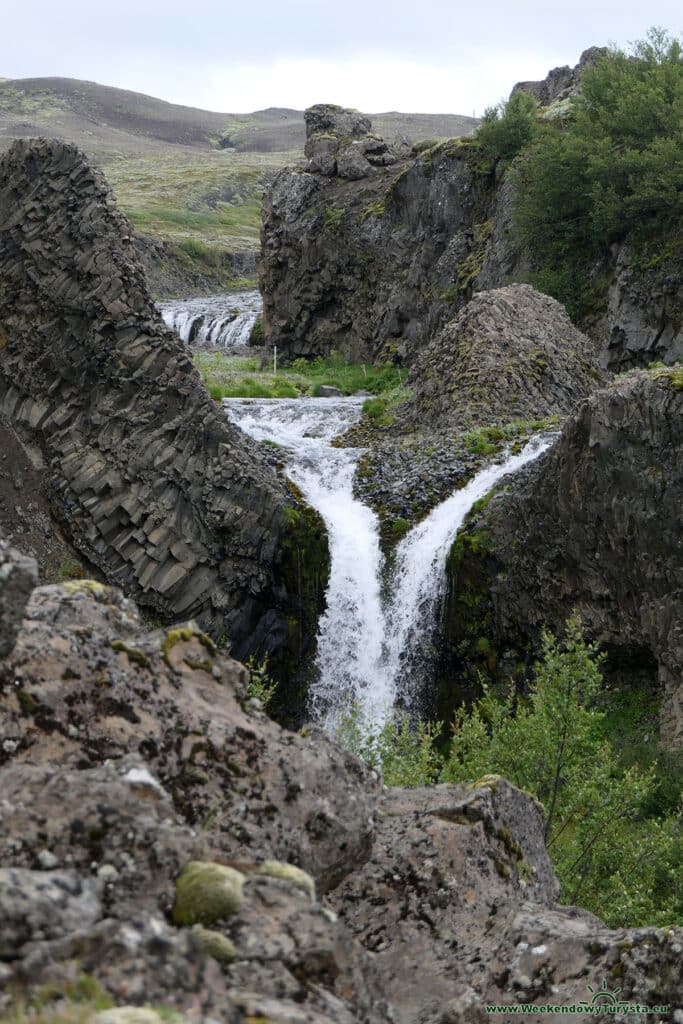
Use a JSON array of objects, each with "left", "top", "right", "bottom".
[
  {"left": 1, "top": 574, "right": 681, "bottom": 1021},
  {"left": 1, "top": 578, "right": 380, "bottom": 892},
  {"left": 399, "top": 284, "right": 603, "bottom": 431},
  {"left": 0, "top": 138, "right": 328, "bottom": 671}
]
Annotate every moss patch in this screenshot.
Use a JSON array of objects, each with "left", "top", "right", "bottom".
[
  {"left": 172, "top": 861, "right": 245, "bottom": 926},
  {"left": 253, "top": 860, "right": 316, "bottom": 900},
  {"left": 191, "top": 924, "right": 237, "bottom": 964}
]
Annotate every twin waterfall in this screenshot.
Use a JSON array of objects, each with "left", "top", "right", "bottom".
[{"left": 224, "top": 396, "right": 552, "bottom": 731}]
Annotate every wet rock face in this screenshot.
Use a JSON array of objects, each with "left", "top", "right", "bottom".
[
  {"left": 601, "top": 242, "right": 683, "bottom": 371},
  {"left": 457, "top": 370, "right": 683, "bottom": 746},
  {"left": 1, "top": 577, "right": 682, "bottom": 1021},
  {"left": 260, "top": 128, "right": 496, "bottom": 363},
  {"left": 0, "top": 138, "right": 327, "bottom": 667},
  {"left": 400, "top": 284, "right": 604, "bottom": 432}
]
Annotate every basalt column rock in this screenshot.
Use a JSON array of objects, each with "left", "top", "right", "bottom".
[
  {"left": 399, "top": 284, "right": 604, "bottom": 432},
  {"left": 0, "top": 138, "right": 327, "bottom": 668},
  {"left": 445, "top": 369, "right": 683, "bottom": 747}
]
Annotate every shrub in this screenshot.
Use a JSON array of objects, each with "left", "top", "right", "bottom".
[
  {"left": 476, "top": 90, "right": 539, "bottom": 163},
  {"left": 511, "top": 28, "right": 683, "bottom": 316},
  {"left": 340, "top": 620, "right": 682, "bottom": 927}
]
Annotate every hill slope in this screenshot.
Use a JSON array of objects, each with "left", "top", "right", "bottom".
[{"left": 0, "top": 77, "right": 477, "bottom": 295}]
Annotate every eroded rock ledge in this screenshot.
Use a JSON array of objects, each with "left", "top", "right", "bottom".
[
  {"left": 0, "top": 576, "right": 681, "bottom": 1022},
  {"left": 0, "top": 138, "right": 328, "bottom": 669}
]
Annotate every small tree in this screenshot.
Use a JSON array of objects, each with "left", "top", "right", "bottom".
[{"left": 476, "top": 90, "right": 539, "bottom": 163}]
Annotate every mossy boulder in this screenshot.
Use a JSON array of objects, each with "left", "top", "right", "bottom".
[{"left": 172, "top": 861, "right": 245, "bottom": 926}]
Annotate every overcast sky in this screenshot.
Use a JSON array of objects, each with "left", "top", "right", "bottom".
[{"left": 3, "top": 2, "right": 682, "bottom": 115}]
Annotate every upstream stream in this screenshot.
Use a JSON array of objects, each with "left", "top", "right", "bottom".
[{"left": 224, "top": 396, "right": 553, "bottom": 730}]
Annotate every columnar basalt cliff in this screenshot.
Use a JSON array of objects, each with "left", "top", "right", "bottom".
[
  {"left": 399, "top": 284, "right": 604, "bottom": 432},
  {"left": 0, "top": 138, "right": 328, "bottom": 671},
  {"left": 443, "top": 369, "right": 683, "bottom": 746}
]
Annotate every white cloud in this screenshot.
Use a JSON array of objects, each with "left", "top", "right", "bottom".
[{"left": 183, "top": 51, "right": 569, "bottom": 117}]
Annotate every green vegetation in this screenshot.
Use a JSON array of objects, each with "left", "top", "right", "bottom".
[
  {"left": 340, "top": 620, "right": 682, "bottom": 928},
  {"left": 322, "top": 205, "right": 344, "bottom": 232},
  {"left": 1, "top": 974, "right": 114, "bottom": 1023},
  {"left": 194, "top": 350, "right": 406, "bottom": 401},
  {"left": 477, "top": 90, "right": 539, "bottom": 164},
  {"left": 104, "top": 149, "right": 297, "bottom": 255},
  {"left": 245, "top": 654, "right": 277, "bottom": 708},
  {"left": 508, "top": 29, "right": 683, "bottom": 317},
  {"left": 458, "top": 417, "right": 560, "bottom": 456}
]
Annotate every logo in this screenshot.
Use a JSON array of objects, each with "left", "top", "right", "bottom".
[{"left": 484, "top": 977, "right": 671, "bottom": 1016}]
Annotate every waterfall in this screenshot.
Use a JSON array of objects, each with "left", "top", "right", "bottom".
[
  {"left": 224, "top": 396, "right": 554, "bottom": 730},
  {"left": 158, "top": 289, "right": 262, "bottom": 346}
]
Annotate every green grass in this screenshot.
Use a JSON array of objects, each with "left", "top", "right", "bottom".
[
  {"left": 194, "top": 351, "right": 407, "bottom": 401},
  {"left": 104, "top": 149, "right": 300, "bottom": 253}
]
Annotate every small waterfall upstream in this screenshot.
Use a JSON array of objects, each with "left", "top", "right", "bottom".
[
  {"left": 224, "top": 396, "right": 553, "bottom": 730},
  {"left": 158, "top": 289, "right": 262, "bottom": 346}
]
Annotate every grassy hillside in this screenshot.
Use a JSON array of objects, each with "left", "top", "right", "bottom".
[{"left": 0, "top": 76, "right": 478, "bottom": 293}]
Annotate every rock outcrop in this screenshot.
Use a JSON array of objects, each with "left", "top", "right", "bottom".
[
  {"left": 1, "top": 574, "right": 682, "bottom": 1022},
  {"left": 443, "top": 368, "right": 683, "bottom": 746},
  {"left": 260, "top": 109, "right": 497, "bottom": 363},
  {"left": 0, "top": 138, "right": 328, "bottom": 672},
  {"left": 511, "top": 47, "right": 609, "bottom": 107},
  {"left": 399, "top": 284, "right": 604, "bottom": 432},
  {"left": 260, "top": 59, "right": 682, "bottom": 372}
]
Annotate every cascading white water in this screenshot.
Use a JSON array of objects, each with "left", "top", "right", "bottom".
[
  {"left": 384, "top": 435, "right": 554, "bottom": 709},
  {"left": 158, "top": 289, "right": 262, "bottom": 346},
  {"left": 224, "top": 396, "right": 554, "bottom": 730},
  {"left": 223, "top": 396, "right": 390, "bottom": 728}
]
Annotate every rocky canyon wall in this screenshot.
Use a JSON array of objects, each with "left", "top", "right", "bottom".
[{"left": 0, "top": 138, "right": 328, "bottom": 674}]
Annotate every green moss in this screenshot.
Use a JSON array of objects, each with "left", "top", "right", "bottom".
[
  {"left": 652, "top": 366, "right": 683, "bottom": 391},
  {"left": 250, "top": 316, "right": 264, "bottom": 345},
  {"left": 191, "top": 925, "right": 237, "bottom": 964},
  {"left": 62, "top": 579, "right": 106, "bottom": 595},
  {"left": 269, "top": 485, "right": 330, "bottom": 718},
  {"left": 172, "top": 861, "right": 245, "bottom": 926},
  {"left": 390, "top": 517, "right": 410, "bottom": 540},
  {"left": 322, "top": 205, "right": 343, "bottom": 232},
  {"left": 472, "top": 773, "right": 502, "bottom": 791},
  {"left": 161, "top": 627, "right": 217, "bottom": 666},
  {"left": 497, "top": 827, "right": 524, "bottom": 861},
  {"left": 110, "top": 640, "right": 150, "bottom": 669},
  {"left": 359, "top": 198, "right": 386, "bottom": 222},
  {"left": 495, "top": 859, "right": 511, "bottom": 879},
  {"left": 253, "top": 860, "right": 316, "bottom": 900}
]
